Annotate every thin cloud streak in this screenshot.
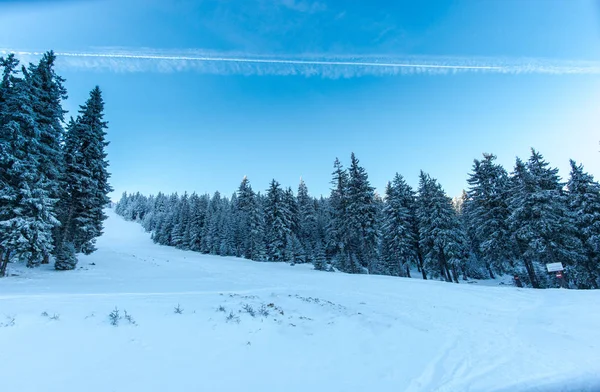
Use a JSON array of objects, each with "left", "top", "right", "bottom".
[{"left": 3, "top": 48, "right": 600, "bottom": 77}]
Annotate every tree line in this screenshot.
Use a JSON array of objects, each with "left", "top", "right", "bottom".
[
  {"left": 0, "top": 51, "right": 111, "bottom": 276},
  {"left": 116, "top": 151, "right": 600, "bottom": 289}
]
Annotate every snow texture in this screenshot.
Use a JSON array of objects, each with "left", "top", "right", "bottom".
[{"left": 1, "top": 208, "right": 599, "bottom": 392}]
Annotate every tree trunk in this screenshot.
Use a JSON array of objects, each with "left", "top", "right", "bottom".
[
  {"left": 451, "top": 266, "right": 459, "bottom": 283},
  {"left": 0, "top": 251, "right": 9, "bottom": 277},
  {"left": 417, "top": 251, "right": 427, "bottom": 280},
  {"left": 486, "top": 263, "right": 496, "bottom": 279},
  {"left": 406, "top": 265, "right": 411, "bottom": 278},
  {"left": 524, "top": 259, "right": 540, "bottom": 288}
]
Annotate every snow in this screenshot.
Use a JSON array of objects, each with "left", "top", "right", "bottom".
[{"left": 1, "top": 209, "right": 599, "bottom": 392}]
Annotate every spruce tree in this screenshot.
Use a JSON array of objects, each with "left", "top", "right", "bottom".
[
  {"left": 202, "top": 191, "right": 223, "bottom": 254},
  {"left": 172, "top": 192, "right": 190, "bottom": 249},
  {"left": 0, "top": 54, "right": 58, "bottom": 269},
  {"left": 381, "top": 174, "right": 418, "bottom": 277},
  {"left": 55, "top": 86, "right": 112, "bottom": 270},
  {"left": 417, "top": 172, "right": 468, "bottom": 282},
  {"left": 297, "top": 178, "right": 317, "bottom": 263},
  {"left": 326, "top": 158, "right": 351, "bottom": 270},
  {"left": 26, "top": 52, "right": 67, "bottom": 264},
  {"left": 463, "top": 153, "right": 513, "bottom": 278},
  {"left": 188, "top": 193, "right": 209, "bottom": 252},
  {"left": 566, "top": 160, "right": 600, "bottom": 289},
  {"left": 234, "top": 176, "right": 256, "bottom": 258},
  {"left": 248, "top": 192, "right": 267, "bottom": 261},
  {"left": 264, "top": 180, "right": 290, "bottom": 261},
  {"left": 344, "top": 153, "right": 378, "bottom": 273},
  {"left": 508, "top": 150, "right": 583, "bottom": 288}
]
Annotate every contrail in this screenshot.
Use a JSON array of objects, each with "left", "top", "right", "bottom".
[{"left": 3, "top": 48, "right": 600, "bottom": 77}]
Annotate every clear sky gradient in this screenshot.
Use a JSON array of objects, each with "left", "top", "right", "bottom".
[{"left": 1, "top": 0, "right": 600, "bottom": 199}]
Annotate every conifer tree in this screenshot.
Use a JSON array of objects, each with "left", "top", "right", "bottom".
[
  {"left": 327, "top": 158, "right": 350, "bottom": 269},
  {"left": 0, "top": 54, "right": 58, "bottom": 269},
  {"left": 26, "top": 52, "right": 67, "bottom": 264},
  {"left": 344, "top": 153, "right": 378, "bottom": 273},
  {"left": 417, "top": 172, "right": 468, "bottom": 282},
  {"left": 55, "top": 86, "right": 112, "bottom": 270},
  {"left": 381, "top": 174, "right": 418, "bottom": 277},
  {"left": 566, "top": 160, "right": 600, "bottom": 289},
  {"left": 297, "top": 179, "right": 317, "bottom": 262},
  {"left": 508, "top": 150, "right": 583, "bottom": 288},
  {"left": 264, "top": 180, "right": 290, "bottom": 261},
  {"left": 463, "top": 153, "right": 513, "bottom": 278}
]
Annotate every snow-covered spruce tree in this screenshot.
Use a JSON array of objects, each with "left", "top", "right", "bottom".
[
  {"left": 463, "top": 153, "right": 513, "bottom": 278},
  {"left": 0, "top": 54, "right": 58, "bottom": 270},
  {"left": 233, "top": 176, "right": 256, "bottom": 259},
  {"left": 566, "top": 160, "right": 600, "bottom": 289},
  {"left": 171, "top": 192, "right": 191, "bottom": 250},
  {"left": 248, "top": 192, "right": 267, "bottom": 261},
  {"left": 282, "top": 187, "right": 301, "bottom": 261},
  {"left": 326, "top": 158, "right": 352, "bottom": 271},
  {"left": 312, "top": 241, "right": 328, "bottom": 271},
  {"left": 264, "top": 180, "right": 290, "bottom": 261},
  {"left": 234, "top": 179, "right": 267, "bottom": 261},
  {"left": 507, "top": 150, "right": 583, "bottom": 288},
  {"left": 314, "top": 196, "right": 330, "bottom": 257},
  {"left": 201, "top": 191, "right": 224, "bottom": 254},
  {"left": 143, "top": 192, "right": 169, "bottom": 233},
  {"left": 380, "top": 173, "right": 419, "bottom": 277},
  {"left": 297, "top": 178, "right": 317, "bottom": 263},
  {"left": 417, "top": 172, "right": 469, "bottom": 283},
  {"left": 0, "top": 54, "right": 20, "bottom": 275},
  {"left": 218, "top": 196, "right": 236, "bottom": 256},
  {"left": 187, "top": 193, "right": 209, "bottom": 252},
  {"left": 344, "top": 153, "right": 378, "bottom": 273},
  {"left": 154, "top": 193, "right": 179, "bottom": 246},
  {"left": 26, "top": 51, "right": 67, "bottom": 264},
  {"left": 54, "top": 86, "right": 112, "bottom": 270}
]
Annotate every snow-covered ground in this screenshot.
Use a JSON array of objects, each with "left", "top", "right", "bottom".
[{"left": 1, "top": 209, "right": 599, "bottom": 392}]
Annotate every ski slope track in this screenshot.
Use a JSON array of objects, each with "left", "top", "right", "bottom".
[{"left": 1, "top": 209, "right": 599, "bottom": 392}]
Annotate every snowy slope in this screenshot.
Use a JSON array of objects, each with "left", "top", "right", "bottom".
[{"left": 1, "top": 209, "right": 599, "bottom": 392}]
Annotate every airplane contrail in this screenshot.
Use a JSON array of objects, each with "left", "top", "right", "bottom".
[{"left": 2, "top": 48, "right": 600, "bottom": 77}]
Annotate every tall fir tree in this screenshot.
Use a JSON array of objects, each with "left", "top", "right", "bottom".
[
  {"left": 26, "top": 52, "right": 68, "bottom": 264},
  {"left": 264, "top": 179, "right": 290, "bottom": 261},
  {"left": 326, "top": 157, "right": 350, "bottom": 269},
  {"left": 417, "top": 172, "right": 468, "bottom": 282},
  {"left": 0, "top": 54, "right": 58, "bottom": 270},
  {"left": 187, "top": 193, "right": 209, "bottom": 252},
  {"left": 508, "top": 150, "right": 583, "bottom": 288},
  {"left": 380, "top": 174, "right": 419, "bottom": 277},
  {"left": 463, "top": 153, "right": 513, "bottom": 278},
  {"left": 234, "top": 176, "right": 256, "bottom": 259},
  {"left": 343, "top": 153, "right": 378, "bottom": 273},
  {"left": 297, "top": 178, "right": 317, "bottom": 263},
  {"left": 566, "top": 160, "right": 600, "bottom": 289},
  {"left": 54, "top": 86, "right": 112, "bottom": 270}
]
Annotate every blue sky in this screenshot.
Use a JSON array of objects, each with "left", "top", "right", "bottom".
[{"left": 1, "top": 0, "right": 600, "bottom": 199}]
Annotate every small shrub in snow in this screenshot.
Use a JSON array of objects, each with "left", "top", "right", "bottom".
[
  {"left": 109, "top": 307, "right": 121, "bottom": 326},
  {"left": 226, "top": 311, "right": 240, "bottom": 324},
  {"left": 124, "top": 310, "right": 136, "bottom": 325},
  {"left": 242, "top": 304, "right": 256, "bottom": 317},
  {"left": 216, "top": 305, "right": 226, "bottom": 312},
  {"left": 1, "top": 316, "right": 15, "bottom": 327},
  {"left": 258, "top": 304, "right": 270, "bottom": 317},
  {"left": 174, "top": 304, "right": 184, "bottom": 314},
  {"left": 41, "top": 311, "right": 49, "bottom": 317},
  {"left": 50, "top": 313, "right": 60, "bottom": 321}
]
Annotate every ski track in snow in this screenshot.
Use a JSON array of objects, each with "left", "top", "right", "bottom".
[{"left": 1, "top": 209, "right": 599, "bottom": 392}]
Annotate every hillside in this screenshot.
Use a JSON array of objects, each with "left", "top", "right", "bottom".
[{"left": 1, "top": 209, "right": 599, "bottom": 392}]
